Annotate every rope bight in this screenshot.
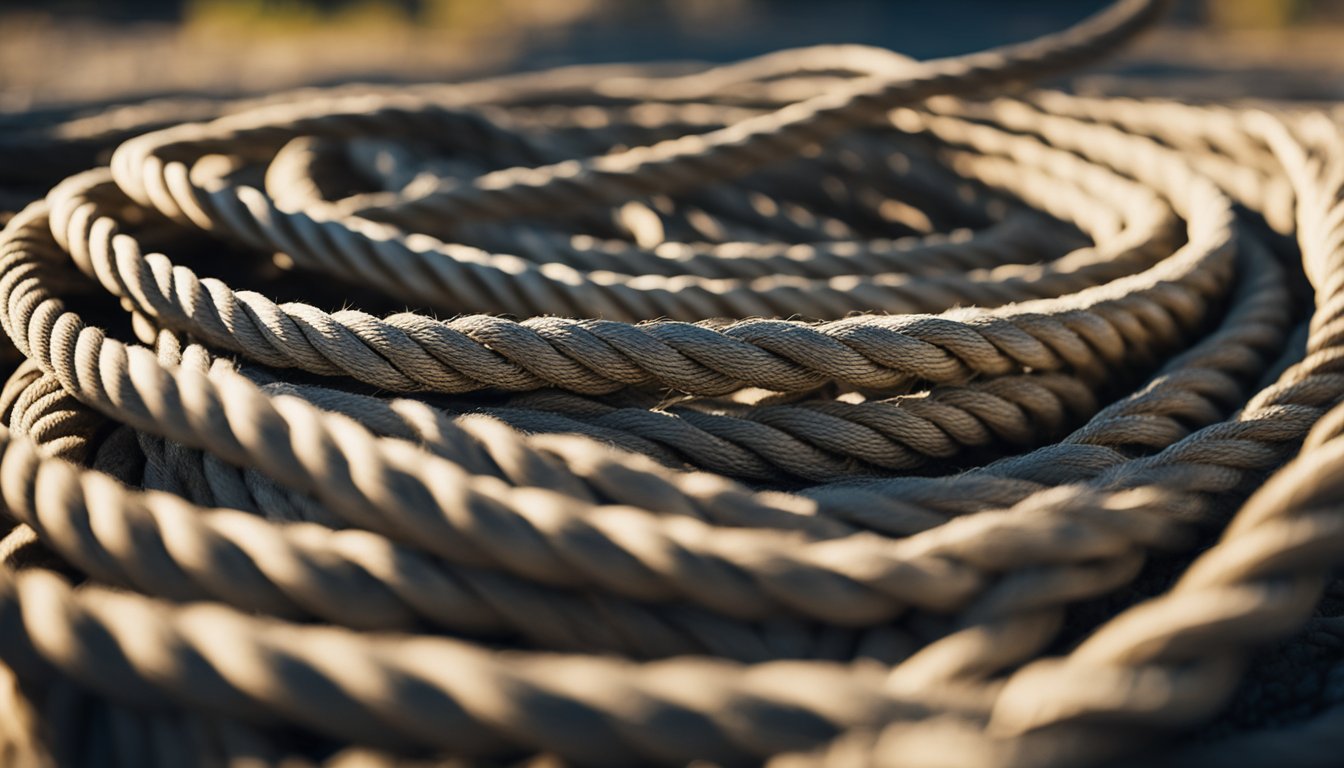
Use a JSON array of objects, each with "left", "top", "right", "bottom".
[{"left": 2, "top": 0, "right": 1344, "bottom": 764}]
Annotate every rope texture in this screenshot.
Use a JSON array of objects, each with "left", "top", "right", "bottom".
[{"left": 3, "top": 0, "right": 1344, "bottom": 764}]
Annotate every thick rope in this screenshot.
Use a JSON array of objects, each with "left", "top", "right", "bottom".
[{"left": 4, "top": 0, "right": 1344, "bottom": 765}]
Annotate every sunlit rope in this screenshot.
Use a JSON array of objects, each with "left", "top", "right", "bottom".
[{"left": 2, "top": 1, "right": 1344, "bottom": 765}]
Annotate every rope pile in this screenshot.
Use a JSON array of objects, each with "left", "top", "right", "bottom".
[{"left": 2, "top": 0, "right": 1344, "bottom": 764}]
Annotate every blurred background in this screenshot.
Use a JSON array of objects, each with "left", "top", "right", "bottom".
[{"left": 1, "top": 0, "right": 1341, "bottom": 108}]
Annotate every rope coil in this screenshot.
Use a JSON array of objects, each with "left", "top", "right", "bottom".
[{"left": 2, "top": 0, "right": 1344, "bottom": 764}]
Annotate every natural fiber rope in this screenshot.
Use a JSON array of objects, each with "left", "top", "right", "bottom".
[{"left": 3, "top": 0, "right": 1344, "bottom": 764}]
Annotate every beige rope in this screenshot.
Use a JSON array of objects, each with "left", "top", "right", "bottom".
[{"left": 5, "top": 0, "right": 1344, "bottom": 764}]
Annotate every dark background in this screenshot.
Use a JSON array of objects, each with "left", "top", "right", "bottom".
[{"left": 1, "top": 1, "right": 1339, "bottom": 106}]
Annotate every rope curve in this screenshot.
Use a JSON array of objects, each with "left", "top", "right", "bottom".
[{"left": 5, "top": 0, "right": 1344, "bottom": 765}]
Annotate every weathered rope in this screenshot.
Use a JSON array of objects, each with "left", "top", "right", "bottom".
[{"left": 4, "top": 0, "right": 1344, "bottom": 765}]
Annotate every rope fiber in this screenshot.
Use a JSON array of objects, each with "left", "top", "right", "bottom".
[{"left": 3, "top": 0, "right": 1344, "bottom": 764}]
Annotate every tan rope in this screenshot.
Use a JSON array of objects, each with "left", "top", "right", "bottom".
[{"left": 5, "top": 0, "right": 1344, "bottom": 765}]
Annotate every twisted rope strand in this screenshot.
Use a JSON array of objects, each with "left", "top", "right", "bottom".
[{"left": 7, "top": 1, "right": 1344, "bottom": 766}]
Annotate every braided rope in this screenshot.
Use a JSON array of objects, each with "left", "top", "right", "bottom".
[{"left": 5, "top": 0, "right": 1344, "bottom": 765}]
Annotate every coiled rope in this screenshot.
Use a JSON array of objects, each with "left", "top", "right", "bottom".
[{"left": 1, "top": 0, "right": 1343, "bottom": 764}]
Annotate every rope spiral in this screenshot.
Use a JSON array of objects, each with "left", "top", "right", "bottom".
[{"left": 3, "top": 0, "right": 1344, "bottom": 764}]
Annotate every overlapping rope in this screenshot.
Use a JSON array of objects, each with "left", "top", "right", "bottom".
[{"left": 1, "top": 0, "right": 1344, "bottom": 764}]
